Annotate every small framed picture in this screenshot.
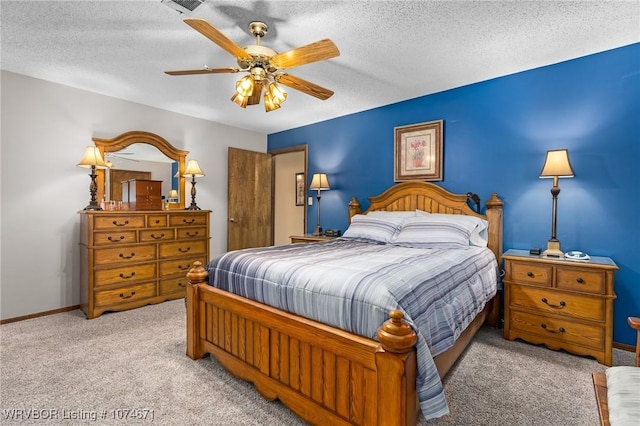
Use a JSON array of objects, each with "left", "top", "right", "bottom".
[
  {"left": 295, "top": 172, "right": 305, "bottom": 206},
  {"left": 394, "top": 119, "right": 443, "bottom": 181}
]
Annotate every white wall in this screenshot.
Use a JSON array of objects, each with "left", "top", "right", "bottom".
[{"left": 0, "top": 70, "right": 267, "bottom": 320}]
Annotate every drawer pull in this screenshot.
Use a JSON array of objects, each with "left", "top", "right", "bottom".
[
  {"left": 119, "top": 272, "right": 136, "bottom": 279},
  {"left": 183, "top": 218, "right": 196, "bottom": 224},
  {"left": 155, "top": 220, "right": 160, "bottom": 224},
  {"left": 112, "top": 220, "right": 129, "bottom": 227},
  {"left": 541, "top": 298, "right": 566, "bottom": 309},
  {"left": 178, "top": 264, "right": 191, "bottom": 271},
  {"left": 576, "top": 277, "right": 584, "bottom": 284},
  {"left": 151, "top": 233, "right": 165, "bottom": 240},
  {"left": 119, "top": 291, "right": 136, "bottom": 299},
  {"left": 186, "top": 231, "right": 200, "bottom": 237},
  {"left": 119, "top": 252, "right": 136, "bottom": 259},
  {"left": 178, "top": 246, "right": 191, "bottom": 253},
  {"left": 108, "top": 236, "right": 125, "bottom": 242},
  {"left": 178, "top": 282, "right": 186, "bottom": 288},
  {"left": 541, "top": 323, "right": 565, "bottom": 334},
  {"left": 527, "top": 271, "right": 534, "bottom": 277}
]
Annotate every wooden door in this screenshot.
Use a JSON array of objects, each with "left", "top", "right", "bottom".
[{"left": 228, "top": 148, "right": 273, "bottom": 251}]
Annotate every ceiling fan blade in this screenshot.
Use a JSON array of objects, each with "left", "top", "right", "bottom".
[
  {"left": 183, "top": 18, "right": 251, "bottom": 60},
  {"left": 276, "top": 74, "right": 334, "bottom": 100},
  {"left": 165, "top": 67, "right": 239, "bottom": 76},
  {"left": 270, "top": 39, "right": 339, "bottom": 69}
]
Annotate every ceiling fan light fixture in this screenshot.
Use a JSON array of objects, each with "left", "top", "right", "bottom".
[
  {"left": 264, "top": 92, "right": 281, "bottom": 112},
  {"left": 267, "top": 82, "right": 287, "bottom": 104},
  {"left": 230, "top": 92, "right": 249, "bottom": 108},
  {"left": 236, "top": 75, "right": 254, "bottom": 97}
]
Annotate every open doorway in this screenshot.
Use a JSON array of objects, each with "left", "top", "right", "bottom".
[{"left": 271, "top": 145, "right": 307, "bottom": 245}]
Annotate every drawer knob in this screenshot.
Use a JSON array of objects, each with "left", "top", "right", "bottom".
[
  {"left": 178, "top": 246, "right": 191, "bottom": 253},
  {"left": 119, "top": 252, "right": 136, "bottom": 259},
  {"left": 151, "top": 233, "right": 165, "bottom": 240},
  {"left": 119, "top": 272, "right": 136, "bottom": 279},
  {"left": 178, "top": 282, "right": 186, "bottom": 288},
  {"left": 541, "top": 298, "right": 566, "bottom": 309},
  {"left": 112, "top": 220, "right": 129, "bottom": 227},
  {"left": 119, "top": 291, "right": 136, "bottom": 299},
  {"left": 541, "top": 323, "right": 565, "bottom": 334},
  {"left": 107, "top": 236, "right": 125, "bottom": 242},
  {"left": 576, "top": 277, "right": 584, "bottom": 284},
  {"left": 527, "top": 271, "right": 534, "bottom": 277}
]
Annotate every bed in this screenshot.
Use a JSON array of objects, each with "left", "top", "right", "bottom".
[{"left": 185, "top": 181, "right": 504, "bottom": 425}]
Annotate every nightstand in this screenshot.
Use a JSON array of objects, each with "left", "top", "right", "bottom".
[
  {"left": 289, "top": 234, "right": 336, "bottom": 243},
  {"left": 502, "top": 249, "right": 618, "bottom": 366}
]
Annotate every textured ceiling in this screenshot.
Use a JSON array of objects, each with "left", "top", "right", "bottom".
[{"left": 1, "top": 0, "right": 638, "bottom": 134}]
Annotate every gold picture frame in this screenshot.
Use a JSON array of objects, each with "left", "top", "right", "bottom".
[
  {"left": 295, "top": 172, "right": 305, "bottom": 206},
  {"left": 394, "top": 120, "right": 443, "bottom": 181}
]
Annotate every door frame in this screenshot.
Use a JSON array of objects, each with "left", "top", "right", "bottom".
[{"left": 269, "top": 144, "right": 308, "bottom": 241}]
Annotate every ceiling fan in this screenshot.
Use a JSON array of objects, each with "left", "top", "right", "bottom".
[{"left": 165, "top": 18, "right": 340, "bottom": 112}]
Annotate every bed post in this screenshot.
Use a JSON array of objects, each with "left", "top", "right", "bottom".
[
  {"left": 484, "top": 193, "right": 504, "bottom": 327},
  {"left": 186, "top": 261, "right": 208, "bottom": 360},
  {"left": 376, "top": 310, "right": 418, "bottom": 426},
  {"left": 348, "top": 196, "right": 361, "bottom": 222}
]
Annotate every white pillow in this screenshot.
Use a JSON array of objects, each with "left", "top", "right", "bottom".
[
  {"left": 415, "top": 212, "right": 489, "bottom": 247},
  {"left": 342, "top": 214, "right": 407, "bottom": 243},
  {"left": 391, "top": 214, "right": 488, "bottom": 249}
]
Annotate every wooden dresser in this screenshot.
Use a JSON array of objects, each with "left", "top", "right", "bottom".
[
  {"left": 502, "top": 249, "right": 617, "bottom": 365},
  {"left": 80, "top": 210, "right": 210, "bottom": 319}
]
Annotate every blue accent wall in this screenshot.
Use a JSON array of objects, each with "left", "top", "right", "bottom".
[{"left": 268, "top": 43, "right": 640, "bottom": 346}]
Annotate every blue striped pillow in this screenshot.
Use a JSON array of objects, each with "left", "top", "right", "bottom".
[
  {"left": 342, "top": 214, "right": 407, "bottom": 243},
  {"left": 392, "top": 215, "right": 485, "bottom": 249}
]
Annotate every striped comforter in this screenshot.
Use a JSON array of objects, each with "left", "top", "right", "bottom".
[{"left": 206, "top": 238, "right": 498, "bottom": 420}]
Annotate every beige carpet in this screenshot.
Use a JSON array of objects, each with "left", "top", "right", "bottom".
[{"left": 0, "top": 300, "right": 633, "bottom": 425}]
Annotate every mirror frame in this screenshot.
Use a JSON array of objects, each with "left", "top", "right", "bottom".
[{"left": 92, "top": 131, "right": 189, "bottom": 209}]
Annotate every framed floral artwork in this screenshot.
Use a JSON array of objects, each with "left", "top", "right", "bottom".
[
  {"left": 394, "top": 119, "right": 443, "bottom": 181},
  {"left": 295, "top": 172, "right": 305, "bottom": 206}
]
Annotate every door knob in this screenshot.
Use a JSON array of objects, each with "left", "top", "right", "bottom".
[{"left": 229, "top": 217, "right": 236, "bottom": 223}]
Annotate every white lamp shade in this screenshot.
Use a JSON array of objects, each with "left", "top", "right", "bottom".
[
  {"left": 77, "top": 146, "right": 109, "bottom": 169},
  {"left": 169, "top": 189, "right": 179, "bottom": 198},
  {"left": 539, "top": 149, "right": 575, "bottom": 178},
  {"left": 183, "top": 160, "right": 205, "bottom": 177},
  {"left": 309, "top": 173, "right": 330, "bottom": 190}
]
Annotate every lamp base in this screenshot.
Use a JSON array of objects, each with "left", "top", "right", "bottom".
[
  {"left": 185, "top": 203, "right": 201, "bottom": 211},
  {"left": 83, "top": 203, "right": 102, "bottom": 211},
  {"left": 312, "top": 226, "right": 323, "bottom": 237},
  {"left": 542, "top": 240, "right": 563, "bottom": 258}
]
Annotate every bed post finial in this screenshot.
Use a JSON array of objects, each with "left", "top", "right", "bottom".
[
  {"left": 348, "top": 196, "right": 361, "bottom": 222},
  {"left": 377, "top": 310, "right": 417, "bottom": 353},
  {"left": 187, "top": 261, "right": 208, "bottom": 285}
]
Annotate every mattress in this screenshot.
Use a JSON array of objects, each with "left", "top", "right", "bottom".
[{"left": 206, "top": 238, "right": 498, "bottom": 419}]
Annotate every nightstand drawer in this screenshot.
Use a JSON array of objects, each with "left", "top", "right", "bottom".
[
  {"left": 510, "top": 310, "right": 604, "bottom": 350},
  {"left": 557, "top": 268, "right": 605, "bottom": 294},
  {"left": 510, "top": 285, "right": 605, "bottom": 322},
  {"left": 510, "top": 262, "right": 552, "bottom": 287}
]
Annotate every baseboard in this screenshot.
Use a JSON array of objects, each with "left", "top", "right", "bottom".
[
  {"left": 0, "top": 305, "right": 80, "bottom": 325},
  {"left": 613, "top": 341, "right": 635, "bottom": 353}
]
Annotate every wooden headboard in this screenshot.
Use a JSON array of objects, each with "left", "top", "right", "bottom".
[{"left": 347, "top": 181, "right": 504, "bottom": 261}]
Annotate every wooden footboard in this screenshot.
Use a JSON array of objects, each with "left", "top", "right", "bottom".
[{"left": 186, "top": 262, "right": 417, "bottom": 426}]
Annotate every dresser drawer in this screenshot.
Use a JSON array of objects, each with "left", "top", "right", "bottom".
[
  {"left": 94, "top": 263, "right": 156, "bottom": 287},
  {"left": 509, "top": 310, "right": 604, "bottom": 350},
  {"left": 169, "top": 214, "right": 207, "bottom": 227},
  {"left": 510, "top": 285, "right": 605, "bottom": 322},
  {"left": 147, "top": 215, "right": 168, "bottom": 228},
  {"left": 139, "top": 228, "right": 175, "bottom": 242},
  {"left": 160, "top": 256, "right": 208, "bottom": 277},
  {"left": 159, "top": 276, "right": 188, "bottom": 296},
  {"left": 159, "top": 239, "right": 207, "bottom": 259},
  {"left": 557, "top": 268, "right": 605, "bottom": 294},
  {"left": 176, "top": 227, "right": 207, "bottom": 240},
  {"left": 94, "top": 215, "right": 145, "bottom": 230},
  {"left": 94, "top": 282, "right": 156, "bottom": 307},
  {"left": 94, "top": 244, "right": 156, "bottom": 265},
  {"left": 509, "top": 262, "right": 552, "bottom": 287},
  {"left": 93, "top": 230, "right": 137, "bottom": 246}
]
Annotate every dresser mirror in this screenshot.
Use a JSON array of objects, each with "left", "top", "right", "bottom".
[{"left": 92, "top": 131, "right": 188, "bottom": 209}]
